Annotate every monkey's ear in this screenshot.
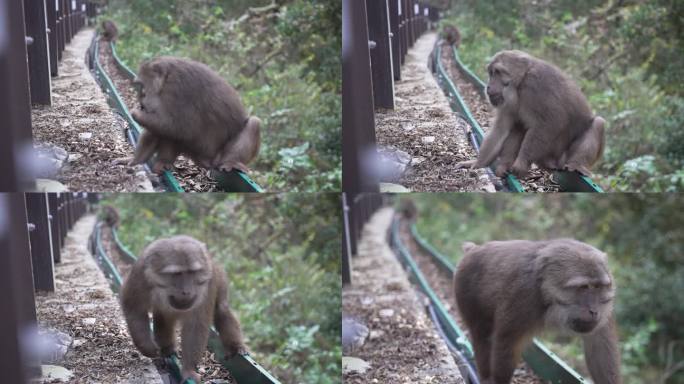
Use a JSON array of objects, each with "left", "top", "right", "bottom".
[{"left": 462, "top": 242, "right": 477, "bottom": 253}]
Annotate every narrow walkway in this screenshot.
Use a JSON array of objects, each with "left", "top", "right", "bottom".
[
  {"left": 375, "top": 32, "right": 494, "bottom": 192},
  {"left": 31, "top": 28, "right": 151, "bottom": 192},
  {"left": 342, "top": 208, "right": 464, "bottom": 384},
  {"left": 35, "top": 215, "right": 161, "bottom": 383}
]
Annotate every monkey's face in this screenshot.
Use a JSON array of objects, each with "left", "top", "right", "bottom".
[
  {"left": 538, "top": 243, "right": 616, "bottom": 334},
  {"left": 486, "top": 51, "right": 530, "bottom": 108},
  {"left": 559, "top": 276, "right": 615, "bottom": 333},
  {"left": 144, "top": 237, "right": 213, "bottom": 313},
  {"left": 485, "top": 62, "right": 508, "bottom": 107}
]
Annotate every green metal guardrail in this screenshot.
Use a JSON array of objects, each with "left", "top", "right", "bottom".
[
  {"left": 397, "top": 220, "right": 589, "bottom": 384},
  {"left": 90, "top": 222, "right": 281, "bottom": 384},
  {"left": 432, "top": 38, "right": 603, "bottom": 192},
  {"left": 88, "top": 33, "right": 263, "bottom": 192}
]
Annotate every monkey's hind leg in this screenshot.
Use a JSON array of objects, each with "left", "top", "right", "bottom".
[{"left": 564, "top": 116, "right": 605, "bottom": 176}]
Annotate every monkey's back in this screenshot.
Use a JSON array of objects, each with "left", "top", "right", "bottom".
[
  {"left": 157, "top": 57, "right": 250, "bottom": 155},
  {"left": 454, "top": 240, "right": 545, "bottom": 322},
  {"left": 520, "top": 58, "right": 595, "bottom": 159}
]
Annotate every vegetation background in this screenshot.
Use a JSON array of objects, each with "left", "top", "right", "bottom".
[
  {"left": 100, "top": 0, "right": 341, "bottom": 192},
  {"left": 101, "top": 193, "right": 341, "bottom": 384},
  {"left": 433, "top": 0, "right": 683, "bottom": 192},
  {"left": 401, "top": 193, "right": 684, "bottom": 383}
]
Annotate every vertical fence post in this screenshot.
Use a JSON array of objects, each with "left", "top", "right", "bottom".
[
  {"left": 389, "top": 0, "right": 401, "bottom": 80},
  {"left": 48, "top": 193, "right": 62, "bottom": 263},
  {"left": 0, "top": 194, "right": 37, "bottom": 384},
  {"left": 367, "top": 0, "right": 395, "bottom": 109},
  {"left": 26, "top": 193, "right": 56, "bottom": 292},
  {"left": 24, "top": 0, "right": 53, "bottom": 105},
  {"left": 342, "top": 0, "right": 380, "bottom": 194}
]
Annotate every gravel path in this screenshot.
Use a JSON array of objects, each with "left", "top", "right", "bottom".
[
  {"left": 342, "top": 208, "right": 464, "bottom": 384},
  {"left": 31, "top": 28, "right": 152, "bottom": 192},
  {"left": 35, "top": 215, "right": 162, "bottom": 383},
  {"left": 375, "top": 32, "right": 494, "bottom": 192}
]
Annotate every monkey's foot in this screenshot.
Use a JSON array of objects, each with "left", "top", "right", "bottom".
[
  {"left": 151, "top": 161, "right": 174, "bottom": 174},
  {"left": 219, "top": 162, "right": 251, "bottom": 174},
  {"left": 565, "top": 164, "right": 592, "bottom": 176}
]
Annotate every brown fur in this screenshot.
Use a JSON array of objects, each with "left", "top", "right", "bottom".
[
  {"left": 101, "top": 20, "right": 118, "bottom": 42},
  {"left": 120, "top": 235, "right": 246, "bottom": 382},
  {"left": 454, "top": 239, "right": 621, "bottom": 384},
  {"left": 129, "top": 57, "right": 261, "bottom": 173},
  {"left": 101, "top": 205, "right": 119, "bottom": 227},
  {"left": 442, "top": 25, "right": 461, "bottom": 47},
  {"left": 456, "top": 50, "right": 605, "bottom": 177}
]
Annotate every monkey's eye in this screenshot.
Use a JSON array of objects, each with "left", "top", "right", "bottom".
[{"left": 502, "top": 80, "right": 510, "bottom": 87}]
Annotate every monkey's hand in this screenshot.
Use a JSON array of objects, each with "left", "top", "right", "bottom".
[
  {"left": 134, "top": 341, "right": 160, "bottom": 358},
  {"left": 511, "top": 159, "right": 530, "bottom": 178},
  {"left": 454, "top": 160, "right": 476, "bottom": 170},
  {"left": 494, "top": 163, "right": 511, "bottom": 177},
  {"left": 224, "top": 342, "right": 249, "bottom": 358},
  {"left": 181, "top": 369, "right": 201, "bottom": 384}
]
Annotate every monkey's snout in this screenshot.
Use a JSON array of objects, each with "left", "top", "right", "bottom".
[
  {"left": 570, "top": 318, "right": 598, "bottom": 333},
  {"left": 488, "top": 93, "right": 504, "bottom": 107},
  {"left": 169, "top": 295, "right": 196, "bottom": 310}
]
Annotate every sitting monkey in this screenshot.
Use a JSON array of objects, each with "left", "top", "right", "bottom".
[{"left": 128, "top": 57, "right": 261, "bottom": 174}]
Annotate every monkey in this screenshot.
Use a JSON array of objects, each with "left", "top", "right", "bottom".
[
  {"left": 442, "top": 25, "right": 461, "bottom": 48},
  {"left": 397, "top": 198, "right": 417, "bottom": 223},
  {"left": 101, "top": 205, "right": 119, "bottom": 227},
  {"left": 120, "top": 235, "right": 247, "bottom": 382},
  {"left": 128, "top": 56, "right": 261, "bottom": 174},
  {"left": 101, "top": 20, "right": 118, "bottom": 42},
  {"left": 453, "top": 239, "right": 621, "bottom": 384},
  {"left": 455, "top": 50, "right": 605, "bottom": 177}
]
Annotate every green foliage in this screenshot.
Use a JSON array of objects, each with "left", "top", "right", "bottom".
[
  {"left": 102, "top": 0, "right": 340, "bottom": 191},
  {"left": 441, "top": 0, "right": 684, "bottom": 192},
  {"left": 406, "top": 194, "right": 684, "bottom": 383},
  {"left": 103, "top": 194, "right": 341, "bottom": 383}
]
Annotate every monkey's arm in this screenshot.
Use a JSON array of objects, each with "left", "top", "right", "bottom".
[
  {"left": 121, "top": 267, "right": 158, "bottom": 357},
  {"left": 494, "top": 125, "right": 525, "bottom": 177},
  {"left": 214, "top": 271, "right": 247, "bottom": 357},
  {"left": 582, "top": 315, "right": 622, "bottom": 384},
  {"left": 473, "top": 110, "right": 514, "bottom": 169},
  {"left": 180, "top": 301, "right": 211, "bottom": 383},
  {"left": 130, "top": 130, "right": 160, "bottom": 166}
]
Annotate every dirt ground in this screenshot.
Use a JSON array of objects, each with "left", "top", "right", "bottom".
[
  {"left": 342, "top": 208, "right": 465, "bottom": 384},
  {"left": 375, "top": 31, "right": 495, "bottom": 192},
  {"left": 31, "top": 28, "right": 152, "bottom": 192},
  {"left": 398, "top": 220, "right": 547, "bottom": 384},
  {"left": 35, "top": 215, "right": 162, "bottom": 383},
  {"left": 97, "top": 43, "right": 221, "bottom": 192},
  {"left": 439, "top": 45, "right": 561, "bottom": 192},
  {"left": 98, "top": 222, "right": 236, "bottom": 383}
]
